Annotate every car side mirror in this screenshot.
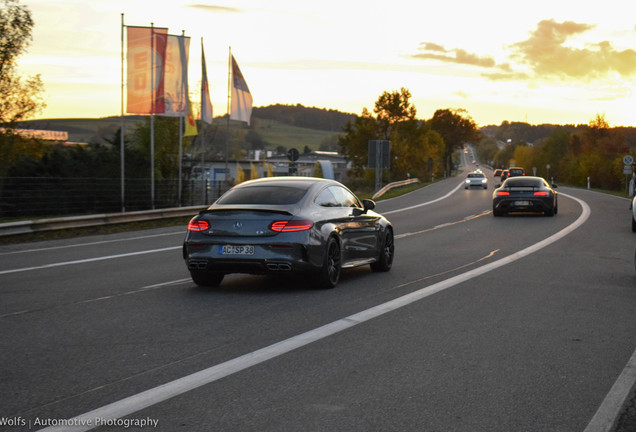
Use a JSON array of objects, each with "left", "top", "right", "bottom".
[
  {"left": 354, "top": 199, "right": 375, "bottom": 215},
  {"left": 362, "top": 199, "right": 375, "bottom": 211}
]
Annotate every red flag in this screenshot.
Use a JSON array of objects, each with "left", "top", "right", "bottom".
[{"left": 126, "top": 26, "right": 168, "bottom": 114}]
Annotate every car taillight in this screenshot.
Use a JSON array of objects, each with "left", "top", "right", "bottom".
[
  {"left": 533, "top": 191, "right": 549, "bottom": 196},
  {"left": 496, "top": 191, "right": 510, "bottom": 196},
  {"left": 188, "top": 220, "right": 210, "bottom": 231},
  {"left": 269, "top": 220, "right": 313, "bottom": 232}
]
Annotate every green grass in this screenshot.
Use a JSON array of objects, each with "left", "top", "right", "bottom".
[{"left": 254, "top": 119, "right": 336, "bottom": 151}]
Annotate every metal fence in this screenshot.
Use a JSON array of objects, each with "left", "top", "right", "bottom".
[{"left": 0, "top": 177, "right": 230, "bottom": 220}]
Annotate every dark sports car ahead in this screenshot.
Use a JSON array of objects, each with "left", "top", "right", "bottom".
[
  {"left": 492, "top": 176, "right": 558, "bottom": 216},
  {"left": 183, "top": 177, "right": 394, "bottom": 289}
]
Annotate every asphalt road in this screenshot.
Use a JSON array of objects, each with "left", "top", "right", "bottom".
[{"left": 1, "top": 157, "right": 635, "bottom": 432}]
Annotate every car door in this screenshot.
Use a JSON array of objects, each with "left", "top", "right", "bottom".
[{"left": 328, "top": 186, "right": 380, "bottom": 263}]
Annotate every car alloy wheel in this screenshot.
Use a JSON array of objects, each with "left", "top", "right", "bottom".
[
  {"left": 371, "top": 230, "right": 394, "bottom": 272},
  {"left": 317, "top": 236, "right": 341, "bottom": 289}
]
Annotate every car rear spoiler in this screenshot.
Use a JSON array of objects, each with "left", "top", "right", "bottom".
[{"left": 199, "top": 206, "right": 295, "bottom": 216}]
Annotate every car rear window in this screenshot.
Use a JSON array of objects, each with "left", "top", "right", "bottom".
[
  {"left": 216, "top": 185, "right": 308, "bottom": 205},
  {"left": 506, "top": 179, "right": 542, "bottom": 188}
]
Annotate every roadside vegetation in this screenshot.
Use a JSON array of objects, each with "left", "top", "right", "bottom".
[
  {"left": 1, "top": 0, "right": 635, "bottom": 227},
  {"left": 475, "top": 114, "right": 636, "bottom": 191}
]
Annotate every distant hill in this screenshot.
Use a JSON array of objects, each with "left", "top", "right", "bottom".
[
  {"left": 481, "top": 121, "right": 636, "bottom": 148},
  {"left": 19, "top": 116, "right": 144, "bottom": 145},
  {"left": 252, "top": 104, "right": 355, "bottom": 132},
  {"left": 23, "top": 106, "right": 635, "bottom": 151},
  {"left": 19, "top": 104, "right": 356, "bottom": 146}
]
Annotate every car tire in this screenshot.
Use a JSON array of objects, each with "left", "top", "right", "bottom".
[
  {"left": 190, "top": 270, "right": 224, "bottom": 287},
  {"left": 316, "top": 236, "right": 341, "bottom": 289},
  {"left": 493, "top": 206, "right": 503, "bottom": 217},
  {"left": 371, "top": 230, "right": 394, "bottom": 272},
  {"left": 545, "top": 207, "right": 554, "bottom": 216},
  {"left": 632, "top": 215, "right": 636, "bottom": 233}
]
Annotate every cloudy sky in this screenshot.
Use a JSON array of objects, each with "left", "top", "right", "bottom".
[{"left": 17, "top": 0, "right": 636, "bottom": 126}]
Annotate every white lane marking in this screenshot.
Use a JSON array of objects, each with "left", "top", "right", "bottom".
[
  {"left": 0, "top": 231, "right": 184, "bottom": 256},
  {"left": 382, "top": 181, "right": 465, "bottom": 215},
  {"left": 0, "top": 182, "right": 464, "bottom": 275},
  {"left": 395, "top": 210, "right": 490, "bottom": 239},
  {"left": 0, "top": 246, "right": 181, "bottom": 276},
  {"left": 38, "top": 193, "right": 591, "bottom": 432},
  {"left": 76, "top": 279, "right": 192, "bottom": 304},
  {"left": 583, "top": 347, "right": 636, "bottom": 432},
  {"left": 0, "top": 279, "right": 191, "bottom": 319}
]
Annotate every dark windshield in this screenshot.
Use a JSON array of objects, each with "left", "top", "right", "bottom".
[
  {"left": 506, "top": 179, "right": 543, "bottom": 188},
  {"left": 216, "top": 185, "right": 308, "bottom": 205}
]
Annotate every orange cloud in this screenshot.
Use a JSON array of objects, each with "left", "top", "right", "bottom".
[
  {"left": 410, "top": 43, "right": 496, "bottom": 68},
  {"left": 187, "top": 4, "right": 242, "bottom": 13},
  {"left": 509, "top": 19, "right": 636, "bottom": 79},
  {"left": 411, "top": 20, "right": 636, "bottom": 82}
]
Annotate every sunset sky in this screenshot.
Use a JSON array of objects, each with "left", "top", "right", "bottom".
[{"left": 17, "top": 0, "right": 636, "bottom": 127}]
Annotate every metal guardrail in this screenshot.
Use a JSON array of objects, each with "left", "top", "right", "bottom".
[
  {"left": 0, "top": 179, "right": 422, "bottom": 238},
  {"left": 0, "top": 206, "right": 206, "bottom": 238},
  {"left": 372, "top": 178, "right": 421, "bottom": 200}
]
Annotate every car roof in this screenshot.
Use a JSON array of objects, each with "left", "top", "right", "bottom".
[
  {"left": 503, "top": 176, "right": 546, "bottom": 185},
  {"left": 234, "top": 176, "right": 344, "bottom": 191}
]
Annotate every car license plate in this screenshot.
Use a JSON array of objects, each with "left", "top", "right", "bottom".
[
  {"left": 219, "top": 245, "right": 255, "bottom": 255},
  {"left": 514, "top": 200, "right": 530, "bottom": 206}
]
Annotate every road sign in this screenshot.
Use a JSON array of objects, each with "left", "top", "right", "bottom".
[
  {"left": 368, "top": 140, "right": 390, "bottom": 169},
  {"left": 287, "top": 148, "right": 299, "bottom": 161},
  {"left": 368, "top": 140, "right": 391, "bottom": 193},
  {"left": 623, "top": 155, "right": 633, "bottom": 165}
]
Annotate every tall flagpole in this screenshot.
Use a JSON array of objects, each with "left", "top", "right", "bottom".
[
  {"left": 225, "top": 46, "right": 231, "bottom": 182},
  {"left": 177, "top": 30, "right": 185, "bottom": 207},
  {"left": 199, "top": 38, "right": 206, "bottom": 204},
  {"left": 120, "top": 13, "right": 125, "bottom": 212},
  {"left": 150, "top": 22, "right": 155, "bottom": 209}
]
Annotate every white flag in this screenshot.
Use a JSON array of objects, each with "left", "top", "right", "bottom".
[
  {"left": 201, "top": 41, "right": 213, "bottom": 124},
  {"left": 162, "top": 34, "right": 190, "bottom": 117},
  {"left": 230, "top": 54, "right": 252, "bottom": 125}
]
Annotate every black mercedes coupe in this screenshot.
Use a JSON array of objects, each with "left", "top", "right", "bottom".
[
  {"left": 493, "top": 176, "right": 558, "bottom": 217},
  {"left": 183, "top": 177, "right": 394, "bottom": 289}
]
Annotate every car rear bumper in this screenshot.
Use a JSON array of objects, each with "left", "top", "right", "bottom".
[
  {"left": 186, "top": 256, "right": 315, "bottom": 274},
  {"left": 183, "top": 239, "right": 318, "bottom": 275},
  {"left": 493, "top": 198, "right": 553, "bottom": 213}
]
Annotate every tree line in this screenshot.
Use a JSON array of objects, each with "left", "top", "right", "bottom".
[
  {"left": 476, "top": 114, "right": 634, "bottom": 190},
  {"left": 2, "top": 0, "right": 634, "bottom": 219},
  {"left": 338, "top": 88, "right": 479, "bottom": 190}
]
